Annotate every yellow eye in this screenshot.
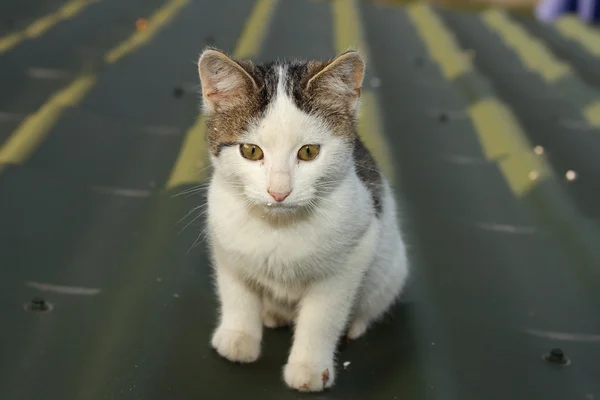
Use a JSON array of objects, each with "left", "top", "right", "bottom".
[
  {"left": 240, "top": 144, "right": 264, "bottom": 161},
  {"left": 297, "top": 144, "right": 320, "bottom": 161}
]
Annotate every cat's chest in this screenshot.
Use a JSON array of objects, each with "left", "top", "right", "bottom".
[
  {"left": 212, "top": 206, "right": 332, "bottom": 262},
  {"left": 223, "top": 222, "right": 331, "bottom": 302},
  {"left": 208, "top": 201, "right": 352, "bottom": 282}
]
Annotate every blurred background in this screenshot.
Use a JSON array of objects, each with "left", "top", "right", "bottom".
[{"left": 1, "top": 0, "right": 599, "bottom": 399}]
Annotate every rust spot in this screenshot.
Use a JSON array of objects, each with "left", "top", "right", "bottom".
[
  {"left": 300, "top": 383, "right": 309, "bottom": 390},
  {"left": 321, "top": 368, "right": 330, "bottom": 385},
  {"left": 135, "top": 18, "right": 148, "bottom": 31}
]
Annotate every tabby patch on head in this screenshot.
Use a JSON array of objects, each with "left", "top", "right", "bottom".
[{"left": 197, "top": 48, "right": 382, "bottom": 216}]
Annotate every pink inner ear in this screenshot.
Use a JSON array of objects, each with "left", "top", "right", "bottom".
[
  {"left": 204, "top": 85, "right": 245, "bottom": 107},
  {"left": 205, "top": 89, "right": 228, "bottom": 101}
]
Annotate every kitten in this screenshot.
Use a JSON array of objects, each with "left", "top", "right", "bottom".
[{"left": 198, "top": 48, "right": 409, "bottom": 392}]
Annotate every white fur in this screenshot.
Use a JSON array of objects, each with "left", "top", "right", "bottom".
[{"left": 205, "top": 66, "right": 409, "bottom": 392}]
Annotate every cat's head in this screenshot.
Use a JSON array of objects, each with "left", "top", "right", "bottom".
[{"left": 198, "top": 48, "right": 365, "bottom": 214}]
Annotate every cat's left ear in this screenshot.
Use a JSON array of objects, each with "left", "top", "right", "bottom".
[
  {"left": 306, "top": 50, "right": 365, "bottom": 110},
  {"left": 198, "top": 48, "right": 258, "bottom": 113}
]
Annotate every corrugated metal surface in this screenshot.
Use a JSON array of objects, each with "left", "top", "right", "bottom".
[{"left": 0, "top": 0, "right": 599, "bottom": 398}]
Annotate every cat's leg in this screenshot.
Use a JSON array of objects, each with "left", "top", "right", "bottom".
[
  {"left": 211, "top": 248, "right": 263, "bottom": 363},
  {"left": 347, "top": 229, "right": 408, "bottom": 340},
  {"left": 283, "top": 224, "right": 378, "bottom": 392},
  {"left": 283, "top": 275, "right": 360, "bottom": 391},
  {"left": 262, "top": 296, "right": 294, "bottom": 329}
]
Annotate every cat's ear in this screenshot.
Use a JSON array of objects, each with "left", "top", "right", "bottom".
[
  {"left": 306, "top": 50, "right": 365, "bottom": 109},
  {"left": 198, "top": 48, "right": 258, "bottom": 113}
]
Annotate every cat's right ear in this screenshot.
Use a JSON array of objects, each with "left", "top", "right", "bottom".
[
  {"left": 305, "top": 50, "right": 365, "bottom": 114},
  {"left": 198, "top": 49, "right": 258, "bottom": 113}
]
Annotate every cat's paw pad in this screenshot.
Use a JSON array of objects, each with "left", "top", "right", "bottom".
[
  {"left": 283, "top": 362, "right": 335, "bottom": 392},
  {"left": 262, "top": 310, "right": 291, "bottom": 329},
  {"left": 211, "top": 328, "right": 260, "bottom": 363},
  {"left": 347, "top": 318, "right": 368, "bottom": 340}
]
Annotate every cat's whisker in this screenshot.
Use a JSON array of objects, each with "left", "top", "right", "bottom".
[
  {"left": 176, "top": 204, "right": 207, "bottom": 225},
  {"left": 186, "top": 201, "right": 246, "bottom": 253},
  {"left": 188, "top": 222, "right": 216, "bottom": 253},
  {"left": 187, "top": 230, "right": 205, "bottom": 254},
  {"left": 182, "top": 190, "right": 210, "bottom": 201},
  {"left": 196, "top": 163, "right": 215, "bottom": 175},
  {"left": 312, "top": 181, "right": 343, "bottom": 188},
  {"left": 356, "top": 165, "right": 382, "bottom": 174},
  {"left": 305, "top": 200, "right": 319, "bottom": 220},
  {"left": 178, "top": 209, "right": 208, "bottom": 235},
  {"left": 172, "top": 183, "right": 210, "bottom": 198},
  {"left": 183, "top": 191, "right": 205, "bottom": 200}
]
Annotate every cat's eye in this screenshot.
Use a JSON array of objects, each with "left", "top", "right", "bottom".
[
  {"left": 297, "top": 144, "right": 320, "bottom": 161},
  {"left": 240, "top": 144, "right": 264, "bottom": 161}
]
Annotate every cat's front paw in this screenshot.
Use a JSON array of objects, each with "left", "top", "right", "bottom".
[
  {"left": 283, "top": 361, "right": 335, "bottom": 392},
  {"left": 211, "top": 327, "right": 260, "bottom": 363}
]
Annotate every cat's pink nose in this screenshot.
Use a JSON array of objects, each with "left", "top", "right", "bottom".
[{"left": 268, "top": 190, "right": 290, "bottom": 202}]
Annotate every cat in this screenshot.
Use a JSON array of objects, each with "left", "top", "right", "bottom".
[{"left": 198, "top": 47, "right": 409, "bottom": 392}]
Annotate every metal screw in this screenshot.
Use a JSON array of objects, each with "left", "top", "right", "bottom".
[
  {"left": 30, "top": 297, "right": 49, "bottom": 312},
  {"left": 544, "top": 348, "right": 569, "bottom": 366},
  {"left": 173, "top": 86, "right": 184, "bottom": 98}
]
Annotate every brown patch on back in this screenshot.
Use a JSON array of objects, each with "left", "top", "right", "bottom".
[{"left": 353, "top": 136, "right": 383, "bottom": 216}]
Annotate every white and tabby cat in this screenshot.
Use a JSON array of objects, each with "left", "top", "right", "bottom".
[{"left": 198, "top": 48, "right": 409, "bottom": 392}]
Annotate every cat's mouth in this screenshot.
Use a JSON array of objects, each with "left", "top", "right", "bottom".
[
  {"left": 246, "top": 194, "right": 311, "bottom": 216},
  {"left": 264, "top": 201, "right": 296, "bottom": 210},
  {"left": 260, "top": 200, "right": 304, "bottom": 215}
]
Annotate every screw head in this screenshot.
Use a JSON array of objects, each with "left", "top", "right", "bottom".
[
  {"left": 25, "top": 297, "right": 52, "bottom": 312},
  {"left": 550, "top": 348, "right": 563, "bottom": 358},
  {"left": 544, "top": 348, "right": 570, "bottom": 366},
  {"left": 173, "top": 86, "right": 184, "bottom": 98},
  {"left": 31, "top": 297, "right": 47, "bottom": 310}
]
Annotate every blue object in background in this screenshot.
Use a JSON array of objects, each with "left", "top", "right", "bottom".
[
  {"left": 535, "top": 0, "right": 600, "bottom": 23},
  {"left": 535, "top": 0, "right": 600, "bottom": 24}
]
